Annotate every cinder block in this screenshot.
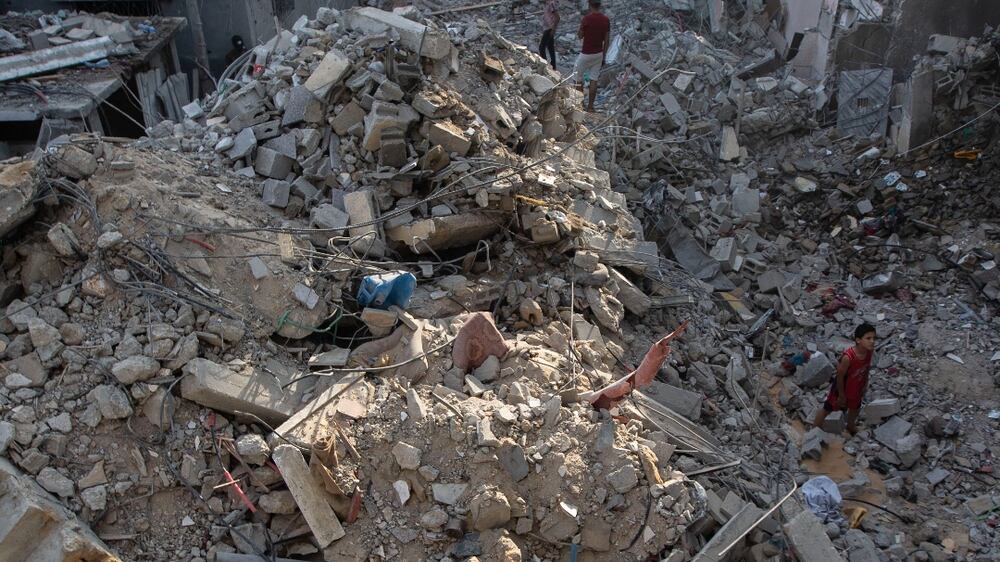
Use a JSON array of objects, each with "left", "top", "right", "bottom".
[
  {"left": 254, "top": 147, "right": 294, "bottom": 179},
  {"left": 261, "top": 179, "right": 290, "bottom": 208},
  {"left": 362, "top": 101, "right": 405, "bottom": 151}
]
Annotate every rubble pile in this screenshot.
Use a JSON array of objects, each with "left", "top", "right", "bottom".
[
  {"left": 1, "top": 9, "right": 157, "bottom": 55},
  {"left": 144, "top": 4, "right": 584, "bottom": 244},
  {"left": 0, "top": 2, "right": 998, "bottom": 562}
]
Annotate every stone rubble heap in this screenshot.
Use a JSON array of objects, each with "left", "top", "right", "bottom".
[{"left": 0, "top": 2, "right": 998, "bottom": 562}]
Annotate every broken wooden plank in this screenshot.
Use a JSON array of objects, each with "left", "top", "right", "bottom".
[
  {"left": 271, "top": 445, "right": 345, "bottom": 547},
  {"left": 0, "top": 37, "right": 114, "bottom": 82}
]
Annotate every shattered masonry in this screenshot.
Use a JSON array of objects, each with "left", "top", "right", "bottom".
[{"left": 0, "top": 2, "right": 999, "bottom": 562}]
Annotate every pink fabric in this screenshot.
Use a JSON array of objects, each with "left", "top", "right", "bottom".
[{"left": 587, "top": 321, "right": 688, "bottom": 409}]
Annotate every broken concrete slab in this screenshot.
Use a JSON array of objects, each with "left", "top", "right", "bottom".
[
  {"left": 642, "top": 381, "right": 702, "bottom": 420},
  {"left": 271, "top": 445, "right": 345, "bottom": 547},
  {"left": 862, "top": 398, "right": 899, "bottom": 424},
  {"left": 180, "top": 359, "right": 297, "bottom": 425},
  {"left": 783, "top": 510, "right": 842, "bottom": 562},
  {"left": 0, "top": 458, "right": 120, "bottom": 561},
  {"left": 719, "top": 126, "right": 739, "bottom": 161},
  {"left": 387, "top": 213, "right": 499, "bottom": 253},
  {"left": 428, "top": 121, "right": 471, "bottom": 156},
  {"left": 796, "top": 352, "right": 834, "bottom": 388},
  {"left": 0, "top": 36, "right": 114, "bottom": 82},
  {"left": 344, "top": 190, "right": 384, "bottom": 257},
  {"left": 691, "top": 502, "right": 764, "bottom": 562},
  {"left": 303, "top": 50, "right": 350, "bottom": 98},
  {"left": 343, "top": 7, "right": 452, "bottom": 59}
]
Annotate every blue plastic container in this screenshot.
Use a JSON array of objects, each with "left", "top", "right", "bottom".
[{"left": 357, "top": 271, "right": 417, "bottom": 310}]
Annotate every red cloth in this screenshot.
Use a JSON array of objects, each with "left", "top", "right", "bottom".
[
  {"left": 824, "top": 347, "right": 872, "bottom": 410},
  {"left": 579, "top": 12, "right": 610, "bottom": 55},
  {"left": 587, "top": 321, "right": 688, "bottom": 409}
]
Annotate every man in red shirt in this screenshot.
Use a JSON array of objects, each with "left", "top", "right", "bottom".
[{"left": 575, "top": 0, "right": 610, "bottom": 112}]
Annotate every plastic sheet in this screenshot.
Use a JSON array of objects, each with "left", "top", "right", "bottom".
[{"left": 802, "top": 475, "right": 846, "bottom": 525}]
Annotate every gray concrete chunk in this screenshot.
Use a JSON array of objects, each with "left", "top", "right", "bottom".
[
  {"left": 261, "top": 179, "right": 290, "bottom": 208},
  {"left": 254, "top": 147, "right": 294, "bottom": 179},
  {"left": 783, "top": 510, "right": 842, "bottom": 562}
]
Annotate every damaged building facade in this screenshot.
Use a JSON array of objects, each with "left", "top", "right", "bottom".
[{"left": 0, "top": 0, "right": 998, "bottom": 561}]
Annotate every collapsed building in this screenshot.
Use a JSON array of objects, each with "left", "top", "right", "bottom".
[{"left": 0, "top": 1, "right": 998, "bottom": 562}]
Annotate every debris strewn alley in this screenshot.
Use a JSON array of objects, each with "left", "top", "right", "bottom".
[{"left": 0, "top": 1, "right": 998, "bottom": 561}]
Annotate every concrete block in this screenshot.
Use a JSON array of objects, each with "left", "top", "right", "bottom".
[
  {"left": 227, "top": 127, "right": 256, "bottom": 160},
  {"left": 844, "top": 529, "right": 881, "bottom": 562},
  {"left": 28, "top": 31, "right": 50, "bottom": 51},
  {"left": 756, "top": 269, "right": 785, "bottom": 293},
  {"left": 362, "top": 101, "right": 405, "bottom": 151},
  {"left": 292, "top": 283, "right": 319, "bottom": 310},
  {"left": 731, "top": 189, "right": 759, "bottom": 217},
  {"left": 330, "top": 100, "right": 366, "bottom": 136},
  {"left": 180, "top": 359, "right": 297, "bottom": 424},
  {"left": 783, "top": 510, "right": 842, "bottom": 562},
  {"left": 642, "top": 380, "right": 702, "bottom": 420},
  {"left": 428, "top": 121, "right": 471, "bottom": 155},
  {"left": 281, "top": 86, "right": 324, "bottom": 127},
  {"left": 822, "top": 410, "right": 844, "bottom": 434},
  {"left": 254, "top": 147, "right": 294, "bottom": 179},
  {"left": 607, "top": 267, "right": 650, "bottom": 316},
  {"left": 0, "top": 458, "right": 119, "bottom": 561},
  {"left": 387, "top": 213, "right": 499, "bottom": 253},
  {"left": 795, "top": 352, "right": 834, "bottom": 388},
  {"left": 873, "top": 416, "right": 912, "bottom": 448},
  {"left": 344, "top": 190, "right": 384, "bottom": 257},
  {"left": 261, "top": 179, "right": 290, "bottom": 208},
  {"left": 271, "top": 445, "right": 345, "bottom": 547},
  {"left": 263, "top": 133, "right": 296, "bottom": 159},
  {"left": 531, "top": 221, "right": 560, "bottom": 243},
  {"left": 719, "top": 126, "right": 739, "bottom": 161},
  {"left": 862, "top": 398, "right": 899, "bottom": 424},
  {"left": 310, "top": 204, "right": 349, "bottom": 234},
  {"left": 223, "top": 87, "right": 265, "bottom": 128},
  {"left": 248, "top": 257, "right": 269, "bottom": 280},
  {"left": 304, "top": 50, "right": 350, "bottom": 98},
  {"left": 629, "top": 57, "right": 658, "bottom": 81},
  {"left": 378, "top": 128, "right": 408, "bottom": 168},
  {"left": 292, "top": 177, "right": 319, "bottom": 202},
  {"left": 250, "top": 119, "right": 281, "bottom": 141},
  {"left": 343, "top": 7, "right": 451, "bottom": 59},
  {"left": 710, "top": 237, "right": 737, "bottom": 271}
]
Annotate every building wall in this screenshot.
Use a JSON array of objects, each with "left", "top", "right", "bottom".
[
  {"left": 162, "top": 0, "right": 343, "bottom": 80},
  {"left": 837, "top": 0, "right": 1000, "bottom": 80}
]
